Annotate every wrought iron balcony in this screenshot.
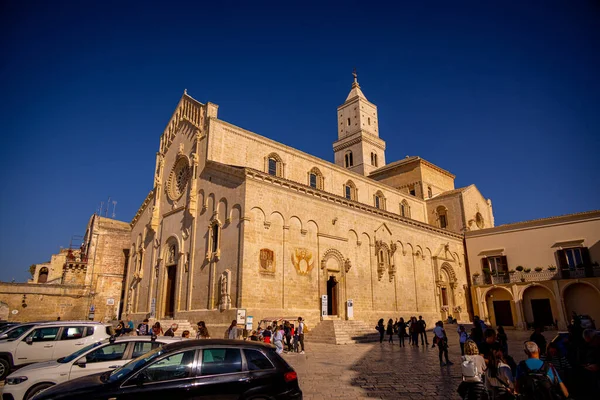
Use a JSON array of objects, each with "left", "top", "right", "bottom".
[{"left": 472, "top": 265, "right": 600, "bottom": 286}]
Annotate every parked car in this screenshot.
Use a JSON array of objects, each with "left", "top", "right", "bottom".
[
  {"left": 3, "top": 336, "right": 182, "bottom": 400},
  {"left": 32, "top": 339, "right": 302, "bottom": 400},
  {"left": 0, "top": 321, "right": 114, "bottom": 380}
]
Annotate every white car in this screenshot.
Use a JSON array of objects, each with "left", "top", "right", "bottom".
[
  {"left": 3, "top": 336, "right": 182, "bottom": 400},
  {"left": 0, "top": 321, "right": 114, "bottom": 381}
]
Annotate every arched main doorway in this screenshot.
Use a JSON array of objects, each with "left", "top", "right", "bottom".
[
  {"left": 563, "top": 283, "right": 600, "bottom": 326},
  {"left": 485, "top": 288, "right": 516, "bottom": 327},
  {"left": 327, "top": 276, "right": 338, "bottom": 316},
  {"left": 321, "top": 249, "right": 346, "bottom": 319},
  {"left": 163, "top": 243, "right": 178, "bottom": 318},
  {"left": 522, "top": 285, "right": 556, "bottom": 329}
]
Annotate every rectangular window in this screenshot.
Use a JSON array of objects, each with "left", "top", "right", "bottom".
[
  {"left": 201, "top": 348, "right": 242, "bottom": 375},
  {"left": 309, "top": 173, "right": 317, "bottom": 188},
  {"left": 243, "top": 349, "right": 274, "bottom": 371},
  {"left": 485, "top": 256, "right": 508, "bottom": 275},
  {"left": 143, "top": 350, "right": 195, "bottom": 382},
  {"left": 30, "top": 327, "right": 60, "bottom": 342},
  {"left": 132, "top": 341, "right": 160, "bottom": 358},
  {"left": 345, "top": 186, "right": 351, "bottom": 200},
  {"left": 439, "top": 215, "right": 447, "bottom": 229},
  {"left": 441, "top": 288, "right": 448, "bottom": 306},
  {"left": 86, "top": 343, "right": 128, "bottom": 363},
  {"left": 409, "top": 185, "right": 416, "bottom": 196},
  {"left": 564, "top": 248, "right": 583, "bottom": 268},
  {"left": 211, "top": 224, "right": 219, "bottom": 253},
  {"left": 60, "top": 326, "right": 86, "bottom": 340},
  {"left": 268, "top": 158, "right": 277, "bottom": 176}
]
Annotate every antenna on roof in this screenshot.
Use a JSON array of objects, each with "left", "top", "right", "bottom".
[
  {"left": 105, "top": 196, "right": 111, "bottom": 217},
  {"left": 111, "top": 201, "right": 117, "bottom": 219}
]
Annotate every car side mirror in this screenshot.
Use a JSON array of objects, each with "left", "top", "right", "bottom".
[
  {"left": 25, "top": 337, "right": 33, "bottom": 345},
  {"left": 75, "top": 358, "right": 87, "bottom": 368}
]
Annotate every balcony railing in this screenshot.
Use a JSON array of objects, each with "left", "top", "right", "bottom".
[{"left": 472, "top": 266, "right": 600, "bottom": 286}]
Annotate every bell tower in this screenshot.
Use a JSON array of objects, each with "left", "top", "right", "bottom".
[{"left": 333, "top": 70, "right": 386, "bottom": 176}]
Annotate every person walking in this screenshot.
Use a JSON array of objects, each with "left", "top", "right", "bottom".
[
  {"left": 418, "top": 316, "right": 429, "bottom": 346},
  {"left": 485, "top": 347, "right": 514, "bottom": 399},
  {"left": 376, "top": 318, "right": 385, "bottom": 344},
  {"left": 529, "top": 325, "right": 547, "bottom": 356},
  {"left": 297, "top": 317, "right": 306, "bottom": 354},
  {"left": 292, "top": 324, "right": 299, "bottom": 353},
  {"left": 434, "top": 321, "right": 453, "bottom": 366},
  {"left": 164, "top": 323, "right": 178, "bottom": 337},
  {"left": 273, "top": 324, "right": 284, "bottom": 354},
  {"left": 457, "top": 340, "right": 488, "bottom": 400},
  {"left": 263, "top": 326, "right": 272, "bottom": 343},
  {"left": 152, "top": 321, "right": 163, "bottom": 336},
  {"left": 397, "top": 317, "right": 407, "bottom": 347},
  {"left": 411, "top": 317, "right": 420, "bottom": 347},
  {"left": 227, "top": 320, "right": 238, "bottom": 340},
  {"left": 497, "top": 326, "right": 508, "bottom": 356},
  {"left": 386, "top": 319, "right": 395, "bottom": 344},
  {"left": 284, "top": 321, "right": 292, "bottom": 352},
  {"left": 515, "top": 341, "right": 569, "bottom": 399},
  {"left": 458, "top": 325, "right": 469, "bottom": 356}
]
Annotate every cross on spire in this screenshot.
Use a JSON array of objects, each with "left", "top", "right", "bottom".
[{"left": 352, "top": 68, "right": 358, "bottom": 84}]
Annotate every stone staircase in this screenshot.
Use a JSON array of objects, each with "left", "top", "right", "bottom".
[
  {"left": 305, "top": 319, "right": 380, "bottom": 345},
  {"left": 151, "top": 319, "right": 197, "bottom": 338}
]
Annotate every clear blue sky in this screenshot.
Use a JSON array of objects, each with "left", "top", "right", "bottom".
[{"left": 1, "top": 1, "right": 599, "bottom": 282}]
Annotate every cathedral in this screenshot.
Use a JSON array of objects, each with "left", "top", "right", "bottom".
[{"left": 125, "top": 73, "right": 494, "bottom": 329}]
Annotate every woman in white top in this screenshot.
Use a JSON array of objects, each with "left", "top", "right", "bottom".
[
  {"left": 458, "top": 340, "right": 489, "bottom": 400},
  {"left": 273, "top": 324, "right": 285, "bottom": 354}
]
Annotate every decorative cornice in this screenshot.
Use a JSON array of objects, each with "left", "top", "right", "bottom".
[
  {"left": 244, "top": 167, "right": 462, "bottom": 240},
  {"left": 370, "top": 156, "right": 455, "bottom": 179},
  {"left": 130, "top": 189, "right": 155, "bottom": 228}
]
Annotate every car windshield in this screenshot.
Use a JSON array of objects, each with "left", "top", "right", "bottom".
[
  {"left": 107, "top": 345, "right": 164, "bottom": 383},
  {"left": 57, "top": 341, "right": 104, "bottom": 363},
  {"left": 3, "top": 325, "right": 34, "bottom": 340}
]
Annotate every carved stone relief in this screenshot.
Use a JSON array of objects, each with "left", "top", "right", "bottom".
[
  {"left": 291, "top": 248, "right": 314, "bottom": 275},
  {"left": 259, "top": 249, "right": 276, "bottom": 274},
  {"left": 219, "top": 270, "right": 231, "bottom": 311}
]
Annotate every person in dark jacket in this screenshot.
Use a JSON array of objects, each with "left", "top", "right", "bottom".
[
  {"left": 386, "top": 319, "right": 394, "bottom": 344},
  {"left": 397, "top": 317, "right": 407, "bottom": 347},
  {"left": 376, "top": 319, "right": 385, "bottom": 343}
]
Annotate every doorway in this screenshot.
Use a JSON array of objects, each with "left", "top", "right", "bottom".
[
  {"left": 493, "top": 300, "right": 514, "bottom": 326},
  {"left": 531, "top": 299, "right": 553, "bottom": 327},
  {"left": 164, "top": 265, "right": 176, "bottom": 318},
  {"left": 327, "top": 276, "right": 338, "bottom": 316}
]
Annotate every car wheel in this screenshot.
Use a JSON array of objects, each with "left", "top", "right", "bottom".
[
  {"left": 25, "top": 383, "right": 55, "bottom": 400},
  {"left": 0, "top": 358, "right": 10, "bottom": 380}
]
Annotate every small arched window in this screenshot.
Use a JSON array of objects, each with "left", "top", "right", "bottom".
[
  {"left": 208, "top": 221, "right": 221, "bottom": 259},
  {"left": 308, "top": 167, "right": 324, "bottom": 190},
  {"left": 38, "top": 267, "right": 49, "bottom": 283},
  {"left": 347, "top": 117, "right": 351, "bottom": 126},
  {"left": 344, "top": 180, "right": 357, "bottom": 201},
  {"left": 265, "top": 153, "right": 283, "bottom": 177},
  {"left": 344, "top": 151, "right": 354, "bottom": 168},
  {"left": 437, "top": 206, "right": 448, "bottom": 229},
  {"left": 374, "top": 191, "right": 386, "bottom": 210},
  {"left": 428, "top": 186, "right": 432, "bottom": 198},
  {"left": 370, "top": 152, "right": 378, "bottom": 167},
  {"left": 368, "top": 117, "right": 371, "bottom": 125},
  {"left": 400, "top": 200, "right": 411, "bottom": 218}
]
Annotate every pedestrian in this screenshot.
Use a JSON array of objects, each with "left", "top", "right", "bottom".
[
  {"left": 497, "top": 326, "right": 508, "bottom": 356},
  {"left": 263, "top": 325, "right": 272, "bottom": 344},
  {"left": 418, "top": 316, "right": 429, "bottom": 346},
  {"left": 457, "top": 340, "right": 488, "bottom": 400},
  {"left": 297, "top": 317, "right": 306, "bottom": 354},
  {"left": 127, "top": 318, "right": 135, "bottom": 335},
  {"left": 137, "top": 319, "right": 151, "bottom": 336},
  {"left": 480, "top": 329, "right": 500, "bottom": 364},
  {"left": 164, "top": 323, "right": 178, "bottom": 337},
  {"left": 540, "top": 342, "right": 572, "bottom": 389},
  {"left": 411, "top": 317, "right": 420, "bottom": 347},
  {"left": 485, "top": 347, "right": 514, "bottom": 399},
  {"left": 472, "top": 316, "right": 484, "bottom": 346},
  {"left": 397, "top": 317, "right": 407, "bottom": 347},
  {"left": 515, "top": 341, "right": 569, "bottom": 399},
  {"left": 250, "top": 330, "right": 259, "bottom": 341},
  {"left": 181, "top": 330, "right": 190, "bottom": 338},
  {"left": 434, "top": 321, "right": 453, "bottom": 366},
  {"left": 458, "top": 325, "right": 469, "bottom": 356},
  {"left": 529, "top": 324, "right": 547, "bottom": 356},
  {"left": 196, "top": 321, "right": 210, "bottom": 339},
  {"left": 386, "top": 319, "right": 394, "bottom": 344},
  {"left": 284, "top": 321, "right": 292, "bottom": 352},
  {"left": 227, "top": 320, "right": 238, "bottom": 339},
  {"left": 152, "top": 321, "right": 163, "bottom": 336},
  {"left": 293, "top": 325, "right": 299, "bottom": 352},
  {"left": 376, "top": 318, "right": 385, "bottom": 344},
  {"left": 273, "top": 324, "right": 284, "bottom": 354}
]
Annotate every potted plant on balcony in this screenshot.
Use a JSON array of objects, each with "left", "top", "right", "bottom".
[
  {"left": 516, "top": 266, "right": 524, "bottom": 272},
  {"left": 482, "top": 268, "right": 491, "bottom": 275},
  {"left": 473, "top": 272, "right": 480, "bottom": 277},
  {"left": 524, "top": 268, "right": 531, "bottom": 273},
  {"left": 535, "top": 267, "right": 543, "bottom": 272},
  {"left": 508, "top": 269, "right": 516, "bottom": 274},
  {"left": 548, "top": 265, "right": 557, "bottom": 271}
]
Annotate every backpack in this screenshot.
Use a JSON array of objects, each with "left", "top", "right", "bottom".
[
  {"left": 461, "top": 357, "right": 481, "bottom": 382},
  {"left": 516, "top": 361, "right": 561, "bottom": 400}
]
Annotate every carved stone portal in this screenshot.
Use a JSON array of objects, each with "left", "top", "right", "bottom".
[
  {"left": 219, "top": 270, "right": 231, "bottom": 311},
  {"left": 291, "top": 248, "right": 314, "bottom": 275},
  {"left": 259, "top": 249, "right": 275, "bottom": 274}
]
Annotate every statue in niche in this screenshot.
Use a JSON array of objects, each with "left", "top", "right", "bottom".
[{"left": 219, "top": 270, "right": 231, "bottom": 311}]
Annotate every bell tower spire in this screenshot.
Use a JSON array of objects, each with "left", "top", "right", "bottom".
[{"left": 333, "top": 69, "right": 386, "bottom": 176}]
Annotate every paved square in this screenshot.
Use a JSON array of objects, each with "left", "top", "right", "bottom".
[{"left": 284, "top": 329, "right": 553, "bottom": 400}]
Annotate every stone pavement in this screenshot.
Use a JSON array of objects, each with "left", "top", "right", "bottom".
[{"left": 283, "top": 328, "right": 559, "bottom": 400}]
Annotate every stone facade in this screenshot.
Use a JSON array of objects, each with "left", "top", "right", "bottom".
[
  {"left": 465, "top": 210, "right": 600, "bottom": 330},
  {"left": 0, "top": 215, "right": 130, "bottom": 322},
  {"left": 124, "top": 76, "right": 493, "bottom": 330}
]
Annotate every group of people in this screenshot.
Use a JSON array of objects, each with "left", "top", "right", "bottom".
[
  {"left": 376, "top": 316, "right": 454, "bottom": 366},
  {"left": 248, "top": 317, "right": 306, "bottom": 355},
  {"left": 116, "top": 318, "right": 210, "bottom": 339},
  {"left": 458, "top": 314, "right": 599, "bottom": 400}
]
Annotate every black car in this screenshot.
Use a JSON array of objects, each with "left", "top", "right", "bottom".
[{"left": 32, "top": 339, "right": 302, "bottom": 400}]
